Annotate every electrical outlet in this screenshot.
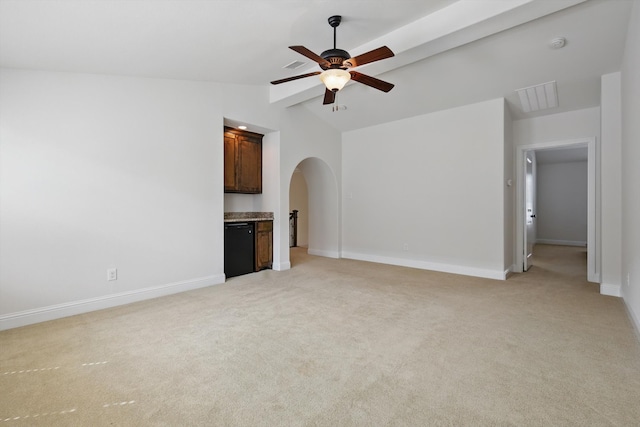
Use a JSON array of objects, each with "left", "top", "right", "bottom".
[
  {"left": 107, "top": 268, "right": 117, "bottom": 281},
  {"left": 403, "top": 243, "right": 409, "bottom": 251}
]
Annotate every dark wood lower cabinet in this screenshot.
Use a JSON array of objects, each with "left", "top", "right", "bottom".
[{"left": 255, "top": 220, "right": 273, "bottom": 271}]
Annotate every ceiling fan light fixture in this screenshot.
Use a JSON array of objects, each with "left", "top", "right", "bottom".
[
  {"left": 319, "top": 68, "right": 351, "bottom": 92},
  {"left": 270, "top": 16, "right": 395, "bottom": 105}
]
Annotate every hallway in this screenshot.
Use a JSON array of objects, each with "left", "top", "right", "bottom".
[{"left": 528, "top": 244, "right": 590, "bottom": 282}]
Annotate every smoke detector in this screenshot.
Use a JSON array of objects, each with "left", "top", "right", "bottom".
[{"left": 550, "top": 37, "right": 566, "bottom": 49}]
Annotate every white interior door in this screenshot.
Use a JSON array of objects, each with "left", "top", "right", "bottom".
[{"left": 524, "top": 151, "right": 536, "bottom": 271}]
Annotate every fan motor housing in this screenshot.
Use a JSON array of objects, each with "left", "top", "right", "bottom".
[{"left": 320, "top": 48, "right": 351, "bottom": 69}]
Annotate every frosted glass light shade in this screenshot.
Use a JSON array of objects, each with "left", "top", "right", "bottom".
[{"left": 319, "top": 69, "right": 351, "bottom": 91}]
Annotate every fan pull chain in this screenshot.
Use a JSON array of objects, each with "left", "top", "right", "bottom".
[{"left": 332, "top": 91, "right": 347, "bottom": 112}]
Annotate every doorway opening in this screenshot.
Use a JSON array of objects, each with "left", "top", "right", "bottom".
[
  {"left": 289, "top": 167, "right": 309, "bottom": 250},
  {"left": 287, "top": 157, "right": 340, "bottom": 267},
  {"left": 515, "top": 138, "right": 598, "bottom": 283}
]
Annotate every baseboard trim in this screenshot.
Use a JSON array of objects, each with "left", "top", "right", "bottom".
[
  {"left": 600, "top": 283, "right": 621, "bottom": 297},
  {"left": 308, "top": 248, "right": 340, "bottom": 259},
  {"left": 504, "top": 264, "right": 517, "bottom": 279},
  {"left": 588, "top": 272, "right": 601, "bottom": 283},
  {"left": 341, "top": 251, "right": 506, "bottom": 280},
  {"left": 0, "top": 274, "right": 225, "bottom": 331},
  {"left": 536, "top": 239, "right": 587, "bottom": 247},
  {"left": 273, "top": 261, "right": 291, "bottom": 271},
  {"left": 623, "top": 298, "right": 640, "bottom": 341}
]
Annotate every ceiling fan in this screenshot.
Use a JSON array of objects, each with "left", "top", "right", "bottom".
[{"left": 270, "top": 15, "right": 395, "bottom": 105}]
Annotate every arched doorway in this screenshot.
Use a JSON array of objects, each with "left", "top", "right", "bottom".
[
  {"left": 289, "top": 168, "right": 309, "bottom": 249},
  {"left": 288, "top": 157, "right": 340, "bottom": 265}
]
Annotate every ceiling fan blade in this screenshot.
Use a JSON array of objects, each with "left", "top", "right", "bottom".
[
  {"left": 289, "top": 46, "right": 331, "bottom": 68},
  {"left": 270, "top": 71, "right": 321, "bottom": 85},
  {"left": 323, "top": 89, "right": 336, "bottom": 105},
  {"left": 349, "top": 71, "right": 394, "bottom": 92},
  {"left": 344, "top": 46, "right": 394, "bottom": 68}
]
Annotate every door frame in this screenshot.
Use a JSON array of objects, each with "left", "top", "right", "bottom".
[
  {"left": 515, "top": 137, "right": 599, "bottom": 283},
  {"left": 523, "top": 150, "right": 536, "bottom": 272}
]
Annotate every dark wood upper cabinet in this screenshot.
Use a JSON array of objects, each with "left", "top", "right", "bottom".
[
  {"left": 224, "top": 127, "right": 262, "bottom": 194},
  {"left": 223, "top": 133, "right": 238, "bottom": 191}
]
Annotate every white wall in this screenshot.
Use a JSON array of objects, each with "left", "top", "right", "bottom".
[
  {"left": 536, "top": 161, "right": 588, "bottom": 246},
  {"left": 342, "top": 98, "right": 507, "bottom": 279},
  {"left": 620, "top": 0, "right": 640, "bottom": 333},
  {"left": 289, "top": 170, "right": 309, "bottom": 247},
  {"left": 512, "top": 107, "right": 600, "bottom": 146},
  {"left": 0, "top": 69, "right": 226, "bottom": 328},
  {"left": 601, "top": 72, "right": 622, "bottom": 292},
  {"left": 504, "top": 102, "right": 515, "bottom": 272},
  {"left": 223, "top": 194, "right": 262, "bottom": 213},
  {"left": 276, "top": 107, "right": 342, "bottom": 269},
  {"left": 0, "top": 67, "right": 345, "bottom": 329}
]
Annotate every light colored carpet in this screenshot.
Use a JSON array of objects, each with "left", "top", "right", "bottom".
[{"left": 1, "top": 245, "right": 639, "bottom": 426}]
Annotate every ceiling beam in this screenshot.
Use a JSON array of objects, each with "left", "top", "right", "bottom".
[{"left": 269, "top": 0, "right": 588, "bottom": 108}]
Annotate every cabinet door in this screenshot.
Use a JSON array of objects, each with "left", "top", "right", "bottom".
[
  {"left": 238, "top": 136, "right": 262, "bottom": 194},
  {"left": 223, "top": 133, "right": 238, "bottom": 192},
  {"left": 255, "top": 221, "right": 273, "bottom": 270}
]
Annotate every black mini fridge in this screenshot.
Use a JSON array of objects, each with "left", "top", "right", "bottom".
[{"left": 224, "top": 222, "right": 255, "bottom": 278}]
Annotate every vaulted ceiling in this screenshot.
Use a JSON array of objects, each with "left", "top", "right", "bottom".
[{"left": 0, "top": 0, "right": 633, "bottom": 132}]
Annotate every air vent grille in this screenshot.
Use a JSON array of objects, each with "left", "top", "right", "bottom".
[
  {"left": 283, "top": 60, "right": 306, "bottom": 70},
  {"left": 516, "top": 81, "right": 558, "bottom": 113}
]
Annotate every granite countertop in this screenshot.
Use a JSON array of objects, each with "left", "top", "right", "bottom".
[{"left": 224, "top": 212, "right": 274, "bottom": 222}]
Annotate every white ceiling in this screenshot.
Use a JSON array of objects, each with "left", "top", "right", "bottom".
[
  {"left": 0, "top": 0, "right": 457, "bottom": 84},
  {"left": 0, "top": 0, "right": 633, "bottom": 132}
]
